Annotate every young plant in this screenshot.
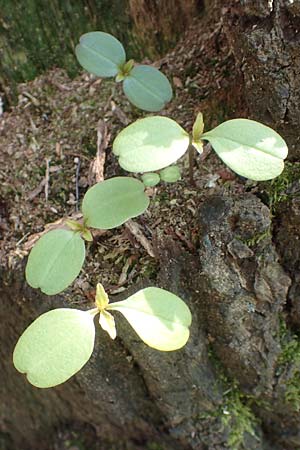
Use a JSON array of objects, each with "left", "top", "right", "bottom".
[
  {"left": 75, "top": 31, "right": 172, "bottom": 112},
  {"left": 26, "top": 177, "right": 149, "bottom": 295},
  {"left": 113, "top": 114, "right": 288, "bottom": 181},
  {"left": 13, "top": 285, "right": 192, "bottom": 388}
]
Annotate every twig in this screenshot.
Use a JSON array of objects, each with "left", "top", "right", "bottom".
[
  {"left": 27, "top": 178, "right": 47, "bottom": 200},
  {"left": 125, "top": 219, "right": 155, "bottom": 258},
  {"left": 88, "top": 120, "right": 110, "bottom": 185},
  {"left": 27, "top": 166, "right": 61, "bottom": 201},
  {"left": 75, "top": 157, "right": 81, "bottom": 212},
  {"left": 45, "top": 158, "right": 50, "bottom": 202},
  {"left": 111, "top": 100, "right": 130, "bottom": 125}
]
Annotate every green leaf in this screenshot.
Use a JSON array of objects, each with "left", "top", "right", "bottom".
[
  {"left": 99, "top": 310, "right": 116, "bottom": 340},
  {"left": 82, "top": 177, "right": 149, "bottom": 229},
  {"left": 95, "top": 283, "right": 109, "bottom": 310},
  {"left": 123, "top": 65, "right": 172, "bottom": 112},
  {"left": 159, "top": 165, "right": 181, "bottom": 183},
  {"left": 202, "top": 119, "right": 288, "bottom": 181},
  {"left": 141, "top": 173, "right": 160, "bottom": 187},
  {"left": 116, "top": 59, "right": 135, "bottom": 81},
  {"left": 75, "top": 32, "right": 126, "bottom": 77},
  {"left": 107, "top": 287, "right": 192, "bottom": 351},
  {"left": 26, "top": 229, "right": 85, "bottom": 295},
  {"left": 13, "top": 309, "right": 95, "bottom": 388},
  {"left": 192, "top": 112, "right": 204, "bottom": 141},
  {"left": 113, "top": 117, "right": 190, "bottom": 172}
]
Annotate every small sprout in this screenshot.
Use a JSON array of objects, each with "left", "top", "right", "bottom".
[
  {"left": 159, "top": 165, "right": 181, "bottom": 183},
  {"left": 95, "top": 282, "right": 109, "bottom": 310},
  {"left": 66, "top": 219, "right": 93, "bottom": 242},
  {"left": 114, "top": 114, "right": 288, "bottom": 181},
  {"left": 192, "top": 112, "right": 204, "bottom": 141},
  {"left": 26, "top": 177, "right": 149, "bottom": 295},
  {"left": 113, "top": 116, "right": 190, "bottom": 172},
  {"left": 25, "top": 229, "right": 85, "bottom": 295},
  {"left": 76, "top": 32, "right": 172, "bottom": 112},
  {"left": 141, "top": 172, "right": 160, "bottom": 187},
  {"left": 13, "top": 286, "right": 192, "bottom": 387},
  {"left": 192, "top": 112, "right": 204, "bottom": 154},
  {"left": 116, "top": 59, "right": 135, "bottom": 82}
]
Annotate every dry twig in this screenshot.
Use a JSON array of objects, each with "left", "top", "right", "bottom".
[
  {"left": 125, "top": 219, "right": 155, "bottom": 258},
  {"left": 88, "top": 120, "right": 110, "bottom": 185}
]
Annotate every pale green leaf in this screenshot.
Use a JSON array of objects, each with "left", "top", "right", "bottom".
[
  {"left": 26, "top": 229, "right": 85, "bottom": 295},
  {"left": 159, "top": 165, "right": 181, "bottom": 183},
  {"left": 82, "top": 177, "right": 149, "bottom": 229},
  {"left": 107, "top": 287, "right": 192, "bottom": 351},
  {"left": 81, "top": 229, "right": 93, "bottom": 242},
  {"left": 192, "top": 112, "right": 204, "bottom": 141},
  {"left": 13, "top": 309, "right": 95, "bottom": 388},
  {"left": 192, "top": 140, "right": 203, "bottom": 154},
  {"left": 99, "top": 310, "right": 116, "bottom": 340},
  {"left": 75, "top": 32, "right": 126, "bottom": 77},
  {"left": 141, "top": 173, "right": 160, "bottom": 187},
  {"left": 113, "top": 117, "right": 190, "bottom": 172},
  {"left": 123, "top": 65, "right": 172, "bottom": 112},
  {"left": 202, "top": 119, "right": 288, "bottom": 181},
  {"left": 95, "top": 283, "right": 109, "bottom": 310}
]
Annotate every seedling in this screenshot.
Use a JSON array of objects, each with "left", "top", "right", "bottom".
[
  {"left": 26, "top": 177, "right": 149, "bottom": 295},
  {"left": 113, "top": 114, "right": 288, "bottom": 181},
  {"left": 75, "top": 31, "right": 172, "bottom": 112},
  {"left": 13, "top": 285, "right": 192, "bottom": 388}
]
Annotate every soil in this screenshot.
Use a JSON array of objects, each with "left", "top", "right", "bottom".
[{"left": 1, "top": 5, "right": 300, "bottom": 450}]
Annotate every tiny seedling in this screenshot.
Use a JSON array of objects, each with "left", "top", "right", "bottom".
[
  {"left": 13, "top": 285, "right": 192, "bottom": 388},
  {"left": 26, "top": 177, "right": 149, "bottom": 295},
  {"left": 113, "top": 114, "right": 288, "bottom": 181},
  {"left": 75, "top": 31, "right": 172, "bottom": 112}
]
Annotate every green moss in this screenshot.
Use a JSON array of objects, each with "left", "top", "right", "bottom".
[
  {"left": 146, "top": 443, "right": 165, "bottom": 450},
  {"left": 285, "top": 371, "right": 300, "bottom": 412},
  {"left": 276, "top": 319, "right": 300, "bottom": 410},
  {"left": 266, "top": 162, "right": 300, "bottom": 212},
  {"left": 206, "top": 349, "right": 259, "bottom": 450},
  {"left": 221, "top": 386, "right": 257, "bottom": 450},
  {"left": 243, "top": 228, "right": 272, "bottom": 248}
]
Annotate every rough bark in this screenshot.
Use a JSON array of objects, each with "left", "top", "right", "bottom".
[{"left": 219, "top": 0, "right": 300, "bottom": 159}]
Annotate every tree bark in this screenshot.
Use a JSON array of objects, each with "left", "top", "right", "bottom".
[{"left": 218, "top": 0, "right": 300, "bottom": 159}]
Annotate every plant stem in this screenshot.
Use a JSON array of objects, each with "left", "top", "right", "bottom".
[{"left": 188, "top": 144, "right": 195, "bottom": 186}]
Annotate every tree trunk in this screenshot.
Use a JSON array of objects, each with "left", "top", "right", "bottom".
[{"left": 2, "top": 1, "right": 300, "bottom": 449}]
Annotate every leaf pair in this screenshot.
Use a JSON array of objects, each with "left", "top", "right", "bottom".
[
  {"left": 26, "top": 177, "right": 149, "bottom": 295},
  {"left": 13, "top": 286, "right": 192, "bottom": 388},
  {"left": 76, "top": 32, "right": 172, "bottom": 112},
  {"left": 141, "top": 165, "right": 181, "bottom": 187},
  {"left": 113, "top": 116, "right": 288, "bottom": 181}
]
